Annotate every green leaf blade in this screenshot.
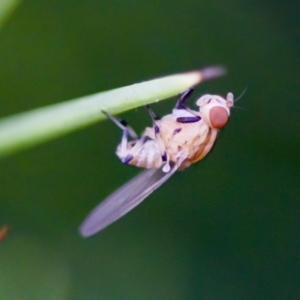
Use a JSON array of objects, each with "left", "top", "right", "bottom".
[{"left": 0, "top": 66, "right": 225, "bottom": 156}]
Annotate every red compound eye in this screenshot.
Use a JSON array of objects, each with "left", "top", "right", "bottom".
[{"left": 209, "top": 106, "right": 228, "bottom": 129}]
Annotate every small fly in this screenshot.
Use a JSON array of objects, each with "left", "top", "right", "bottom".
[{"left": 79, "top": 67, "right": 234, "bottom": 237}]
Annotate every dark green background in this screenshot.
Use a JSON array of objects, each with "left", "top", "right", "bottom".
[{"left": 0, "top": 1, "right": 299, "bottom": 299}]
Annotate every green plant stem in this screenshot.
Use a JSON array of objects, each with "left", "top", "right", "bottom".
[{"left": 0, "top": 66, "right": 225, "bottom": 157}]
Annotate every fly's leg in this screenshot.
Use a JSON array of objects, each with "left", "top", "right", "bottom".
[
  {"left": 175, "top": 88, "right": 201, "bottom": 123},
  {"left": 102, "top": 110, "right": 148, "bottom": 164},
  {"left": 102, "top": 110, "right": 137, "bottom": 139},
  {"left": 175, "top": 88, "right": 194, "bottom": 109},
  {"left": 176, "top": 115, "right": 201, "bottom": 123},
  {"left": 145, "top": 105, "right": 171, "bottom": 172}
]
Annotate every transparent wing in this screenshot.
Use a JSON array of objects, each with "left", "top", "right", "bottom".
[{"left": 79, "top": 155, "right": 187, "bottom": 237}]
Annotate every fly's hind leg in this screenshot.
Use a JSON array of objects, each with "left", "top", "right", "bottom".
[
  {"left": 102, "top": 110, "right": 137, "bottom": 139},
  {"left": 175, "top": 88, "right": 201, "bottom": 123},
  {"left": 145, "top": 105, "right": 171, "bottom": 173},
  {"left": 102, "top": 110, "right": 148, "bottom": 164}
]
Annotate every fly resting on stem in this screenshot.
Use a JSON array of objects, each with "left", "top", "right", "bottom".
[{"left": 79, "top": 66, "right": 234, "bottom": 237}]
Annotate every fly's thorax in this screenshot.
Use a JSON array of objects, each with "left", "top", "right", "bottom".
[
  {"left": 196, "top": 93, "right": 234, "bottom": 129},
  {"left": 157, "top": 113, "right": 215, "bottom": 164},
  {"left": 187, "top": 127, "right": 218, "bottom": 164},
  {"left": 165, "top": 123, "right": 218, "bottom": 167}
]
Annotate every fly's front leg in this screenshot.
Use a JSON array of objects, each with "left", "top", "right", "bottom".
[
  {"left": 174, "top": 88, "right": 201, "bottom": 123},
  {"left": 175, "top": 88, "right": 194, "bottom": 109},
  {"left": 146, "top": 105, "right": 171, "bottom": 172},
  {"left": 102, "top": 110, "right": 147, "bottom": 164}
]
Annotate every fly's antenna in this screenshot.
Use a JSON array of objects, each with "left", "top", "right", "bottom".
[
  {"left": 235, "top": 87, "right": 248, "bottom": 103},
  {"left": 230, "top": 88, "right": 248, "bottom": 110}
]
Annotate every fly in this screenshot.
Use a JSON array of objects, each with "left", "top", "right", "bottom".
[{"left": 79, "top": 68, "right": 234, "bottom": 237}]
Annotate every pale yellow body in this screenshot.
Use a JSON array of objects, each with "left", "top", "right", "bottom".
[
  {"left": 116, "top": 110, "right": 218, "bottom": 170},
  {"left": 116, "top": 93, "right": 233, "bottom": 171}
]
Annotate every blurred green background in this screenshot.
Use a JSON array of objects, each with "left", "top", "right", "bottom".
[{"left": 0, "top": 0, "right": 299, "bottom": 299}]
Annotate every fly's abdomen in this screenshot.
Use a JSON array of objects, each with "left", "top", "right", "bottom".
[{"left": 117, "top": 140, "right": 163, "bottom": 169}]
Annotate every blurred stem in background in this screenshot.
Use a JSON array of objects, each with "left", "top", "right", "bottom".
[{"left": 0, "top": 0, "right": 20, "bottom": 29}]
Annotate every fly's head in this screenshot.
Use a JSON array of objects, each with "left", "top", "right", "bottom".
[{"left": 196, "top": 93, "right": 234, "bottom": 129}]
